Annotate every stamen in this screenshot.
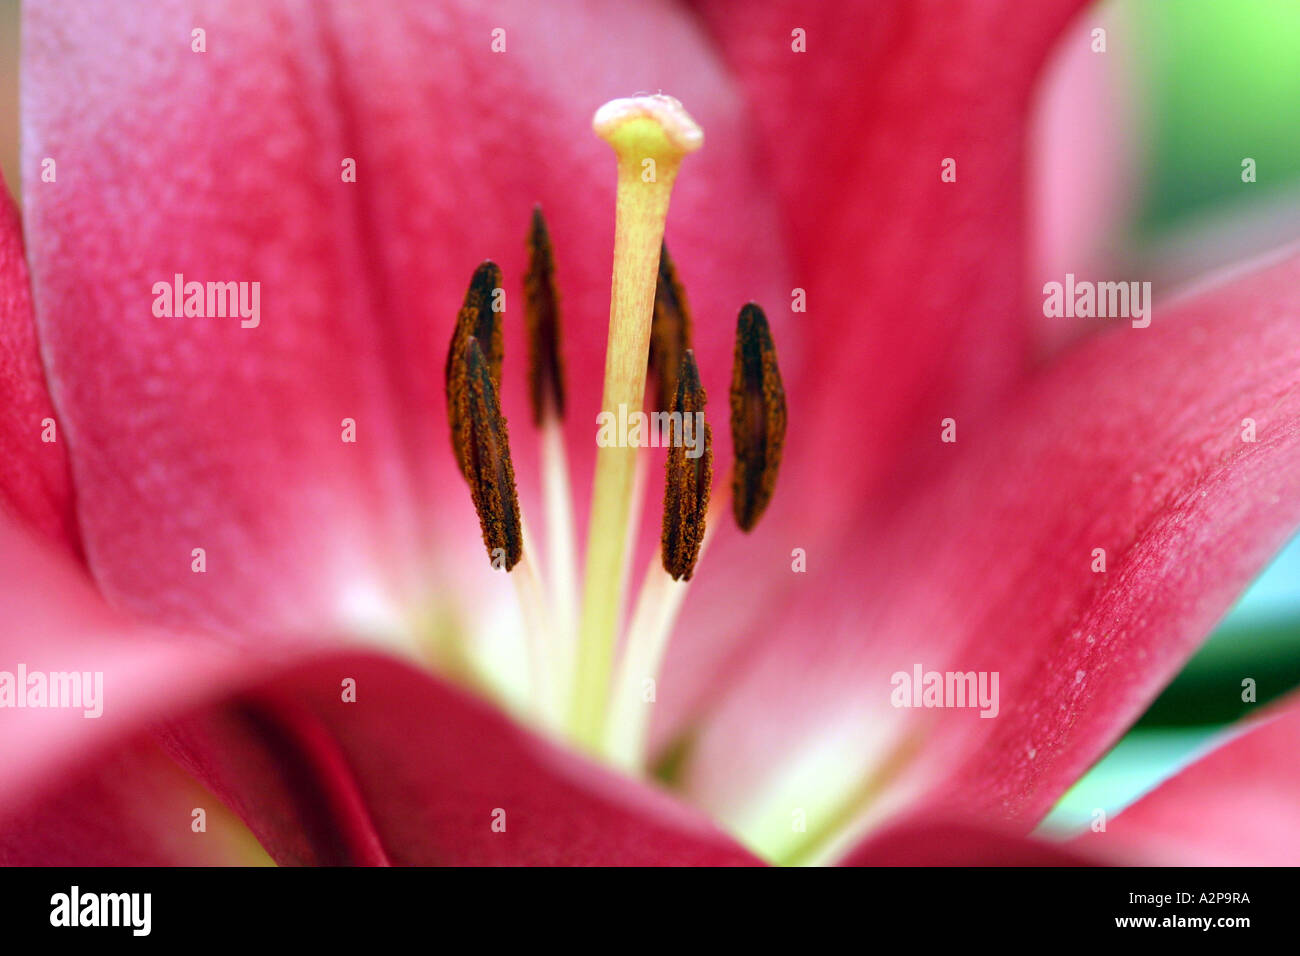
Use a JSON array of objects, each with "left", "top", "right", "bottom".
[
  {"left": 539, "top": 420, "right": 578, "bottom": 704},
  {"left": 511, "top": 518, "right": 557, "bottom": 727},
  {"left": 571, "top": 94, "right": 703, "bottom": 747},
  {"left": 648, "top": 241, "right": 693, "bottom": 414},
  {"left": 446, "top": 261, "right": 504, "bottom": 478},
  {"left": 661, "top": 350, "right": 713, "bottom": 581},
  {"left": 524, "top": 205, "right": 579, "bottom": 706},
  {"left": 607, "top": 493, "right": 722, "bottom": 772},
  {"left": 730, "top": 303, "right": 787, "bottom": 531},
  {"left": 606, "top": 558, "right": 691, "bottom": 770},
  {"left": 524, "top": 206, "right": 566, "bottom": 424},
  {"left": 453, "top": 336, "right": 522, "bottom": 570}
]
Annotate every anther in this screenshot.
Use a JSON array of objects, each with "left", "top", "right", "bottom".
[
  {"left": 445, "top": 260, "right": 504, "bottom": 477},
  {"left": 730, "top": 303, "right": 787, "bottom": 531},
  {"left": 661, "top": 349, "right": 712, "bottom": 581},
  {"left": 454, "top": 336, "right": 523, "bottom": 571},
  {"left": 648, "top": 241, "right": 693, "bottom": 414},
  {"left": 524, "top": 206, "right": 566, "bottom": 425}
]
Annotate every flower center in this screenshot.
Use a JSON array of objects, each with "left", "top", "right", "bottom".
[{"left": 443, "top": 94, "right": 786, "bottom": 773}]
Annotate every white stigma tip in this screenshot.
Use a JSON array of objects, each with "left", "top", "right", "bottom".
[{"left": 592, "top": 94, "right": 704, "bottom": 154}]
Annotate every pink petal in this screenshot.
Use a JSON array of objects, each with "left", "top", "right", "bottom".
[
  {"left": 841, "top": 815, "right": 1093, "bottom": 866},
  {"left": 0, "top": 177, "right": 78, "bottom": 554},
  {"left": 0, "top": 514, "right": 252, "bottom": 818},
  {"left": 676, "top": 247, "right": 1300, "bottom": 856},
  {"left": 1028, "top": 4, "right": 1140, "bottom": 356},
  {"left": 166, "top": 653, "right": 763, "bottom": 866},
  {"left": 20, "top": 0, "right": 791, "bottom": 639},
  {"left": 0, "top": 511, "right": 276, "bottom": 862},
  {"left": 0, "top": 514, "right": 758, "bottom": 865},
  {"left": 658, "top": 0, "right": 1091, "bottom": 747},
  {"left": 690, "top": 0, "right": 1091, "bottom": 525},
  {"left": 1070, "top": 694, "right": 1300, "bottom": 865},
  {"left": 1, "top": 737, "right": 269, "bottom": 865}
]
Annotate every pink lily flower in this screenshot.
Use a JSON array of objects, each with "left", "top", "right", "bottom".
[{"left": 3, "top": 0, "right": 1300, "bottom": 866}]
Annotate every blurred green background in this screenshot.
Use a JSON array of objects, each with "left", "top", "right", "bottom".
[{"left": 1133, "top": 0, "right": 1300, "bottom": 234}]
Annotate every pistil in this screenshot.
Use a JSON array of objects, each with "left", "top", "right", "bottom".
[{"left": 570, "top": 95, "right": 703, "bottom": 748}]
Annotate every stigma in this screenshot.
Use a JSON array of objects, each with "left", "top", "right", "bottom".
[{"left": 442, "top": 95, "right": 785, "bottom": 768}]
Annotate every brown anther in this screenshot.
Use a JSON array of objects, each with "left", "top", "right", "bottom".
[
  {"left": 453, "top": 336, "right": 523, "bottom": 571},
  {"left": 524, "top": 206, "right": 566, "bottom": 425},
  {"left": 648, "top": 241, "right": 694, "bottom": 414},
  {"left": 661, "top": 349, "right": 712, "bottom": 581},
  {"left": 730, "top": 303, "right": 786, "bottom": 532},
  {"left": 446, "top": 260, "right": 504, "bottom": 477}
]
